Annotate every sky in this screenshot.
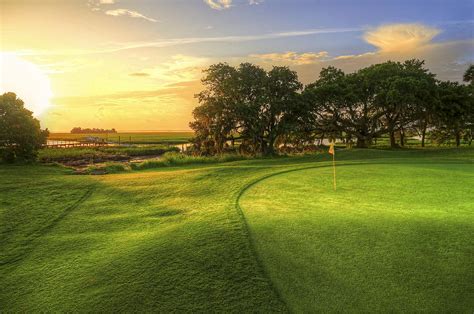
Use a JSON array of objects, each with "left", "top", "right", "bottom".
[{"left": 1, "top": 0, "right": 473, "bottom": 131}]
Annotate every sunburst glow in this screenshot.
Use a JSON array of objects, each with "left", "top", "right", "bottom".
[{"left": 0, "top": 52, "right": 53, "bottom": 116}]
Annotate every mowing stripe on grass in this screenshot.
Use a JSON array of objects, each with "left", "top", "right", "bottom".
[
  {"left": 234, "top": 164, "right": 334, "bottom": 313},
  {"left": 0, "top": 186, "right": 96, "bottom": 266}
]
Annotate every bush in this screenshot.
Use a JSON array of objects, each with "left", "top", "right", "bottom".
[
  {"left": 131, "top": 152, "right": 249, "bottom": 170},
  {"left": 85, "top": 162, "right": 130, "bottom": 174}
]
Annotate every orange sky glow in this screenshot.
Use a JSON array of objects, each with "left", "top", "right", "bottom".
[{"left": 1, "top": 0, "right": 472, "bottom": 131}]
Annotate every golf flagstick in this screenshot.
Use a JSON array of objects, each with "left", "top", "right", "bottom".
[{"left": 328, "top": 142, "right": 336, "bottom": 191}]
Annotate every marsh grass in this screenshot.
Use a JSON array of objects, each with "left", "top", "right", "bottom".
[{"left": 39, "top": 145, "right": 179, "bottom": 162}]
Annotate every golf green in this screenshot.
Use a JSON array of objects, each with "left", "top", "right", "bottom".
[{"left": 239, "top": 162, "right": 474, "bottom": 312}]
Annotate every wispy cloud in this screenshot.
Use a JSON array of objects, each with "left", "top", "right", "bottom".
[
  {"left": 129, "top": 72, "right": 150, "bottom": 77},
  {"left": 204, "top": 0, "right": 233, "bottom": 10},
  {"left": 204, "top": 0, "right": 263, "bottom": 9},
  {"left": 104, "top": 27, "right": 361, "bottom": 52},
  {"left": 87, "top": 0, "right": 115, "bottom": 11},
  {"left": 138, "top": 55, "right": 209, "bottom": 84},
  {"left": 11, "top": 26, "right": 361, "bottom": 56},
  {"left": 105, "top": 9, "right": 158, "bottom": 23},
  {"left": 251, "top": 51, "right": 329, "bottom": 65}
]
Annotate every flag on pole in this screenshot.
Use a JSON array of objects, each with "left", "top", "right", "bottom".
[
  {"left": 328, "top": 142, "right": 335, "bottom": 155},
  {"left": 328, "top": 142, "right": 336, "bottom": 191}
]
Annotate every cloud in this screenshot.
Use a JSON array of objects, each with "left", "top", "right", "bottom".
[
  {"left": 204, "top": 0, "right": 233, "bottom": 10},
  {"left": 249, "top": 0, "right": 263, "bottom": 5},
  {"left": 333, "top": 52, "right": 377, "bottom": 60},
  {"left": 98, "top": 27, "right": 361, "bottom": 53},
  {"left": 105, "top": 9, "right": 158, "bottom": 22},
  {"left": 129, "top": 72, "right": 150, "bottom": 77},
  {"left": 140, "top": 55, "right": 209, "bottom": 84},
  {"left": 14, "top": 27, "right": 361, "bottom": 56},
  {"left": 364, "top": 23, "right": 440, "bottom": 52},
  {"left": 250, "top": 51, "right": 329, "bottom": 65},
  {"left": 245, "top": 23, "right": 471, "bottom": 84},
  {"left": 87, "top": 0, "right": 114, "bottom": 10}
]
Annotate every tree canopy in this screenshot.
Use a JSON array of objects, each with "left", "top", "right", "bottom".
[
  {"left": 0, "top": 93, "right": 49, "bottom": 162},
  {"left": 190, "top": 60, "right": 472, "bottom": 155}
]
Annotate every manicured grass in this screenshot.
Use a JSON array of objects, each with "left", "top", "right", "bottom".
[
  {"left": 239, "top": 156, "right": 474, "bottom": 312},
  {"left": 48, "top": 131, "right": 193, "bottom": 144},
  {"left": 1, "top": 148, "right": 472, "bottom": 311}
]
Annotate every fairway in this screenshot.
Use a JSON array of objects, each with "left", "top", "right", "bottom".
[
  {"left": 239, "top": 162, "right": 474, "bottom": 312},
  {"left": 1, "top": 149, "right": 473, "bottom": 312}
]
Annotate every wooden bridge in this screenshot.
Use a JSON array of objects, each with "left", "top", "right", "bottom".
[{"left": 44, "top": 140, "right": 109, "bottom": 148}]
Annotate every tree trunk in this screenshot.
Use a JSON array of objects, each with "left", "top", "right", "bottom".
[
  {"left": 267, "top": 139, "right": 276, "bottom": 156},
  {"left": 260, "top": 138, "right": 268, "bottom": 155},
  {"left": 455, "top": 131, "right": 461, "bottom": 147},
  {"left": 389, "top": 131, "right": 397, "bottom": 148},
  {"left": 356, "top": 137, "right": 368, "bottom": 148},
  {"left": 400, "top": 128, "right": 405, "bottom": 147},
  {"left": 421, "top": 123, "right": 427, "bottom": 147}
]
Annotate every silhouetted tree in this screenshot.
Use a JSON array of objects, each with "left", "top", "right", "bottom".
[
  {"left": 463, "top": 64, "right": 474, "bottom": 85},
  {"left": 0, "top": 93, "right": 49, "bottom": 162},
  {"left": 191, "top": 63, "right": 302, "bottom": 155},
  {"left": 433, "top": 81, "right": 472, "bottom": 146},
  {"left": 191, "top": 60, "right": 474, "bottom": 153}
]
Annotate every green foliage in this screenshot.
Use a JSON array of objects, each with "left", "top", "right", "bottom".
[
  {"left": 192, "top": 61, "right": 473, "bottom": 152},
  {"left": 85, "top": 162, "right": 130, "bottom": 174},
  {"left": 0, "top": 93, "right": 49, "bottom": 162},
  {"left": 191, "top": 63, "right": 302, "bottom": 155},
  {"left": 433, "top": 81, "right": 473, "bottom": 146},
  {"left": 463, "top": 64, "right": 474, "bottom": 84},
  {"left": 131, "top": 152, "right": 250, "bottom": 170},
  {"left": 304, "top": 59, "right": 438, "bottom": 148}
]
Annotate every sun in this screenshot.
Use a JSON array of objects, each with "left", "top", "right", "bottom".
[{"left": 0, "top": 52, "right": 53, "bottom": 116}]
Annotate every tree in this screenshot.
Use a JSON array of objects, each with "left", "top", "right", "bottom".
[
  {"left": 245, "top": 65, "right": 302, "bottom": 155},
  {"left": 0, "top": 92, "right": 49, "bottom": 162},
  {"left": 191, "top": 63, "right": 302, "bottom": 155},
  {"left": 305, "top": 66, "right": 388, "bottom": 148},
  {"left": 433, "top": 81, "right": 472, "bottom": 146},
  {"left": 302, "top": 66, "right": 346, "bottom": 144},
  {"left": 190, "top": 63, "right": 239, "bottom": 154},
  {"left": 305, "top": 60, "right": 438, "bottom": 148},
  {"left": 373, "top": 60, "right": 437, "bottom": 148},
  {"left": 463, "top": 64, "right": 474, "bottom": 85}
]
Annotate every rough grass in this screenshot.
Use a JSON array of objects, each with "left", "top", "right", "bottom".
[
  {"left": 131, "top": 152, "right": 252, "bottom": 170},
  {"left": 1, "top": 148, "right": 473, "bottom": 312}
]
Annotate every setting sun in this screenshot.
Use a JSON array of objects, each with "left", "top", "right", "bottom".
[{"left": 0, "top": 52, "right": 53, "bottom": 116}]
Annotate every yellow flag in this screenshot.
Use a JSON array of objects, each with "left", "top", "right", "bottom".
[
  {"left": 328, "top": 142, "right": 336, "bottom": 191},
  {"left": 328, "top": 142, "right": 335, "bottom": 155}
]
